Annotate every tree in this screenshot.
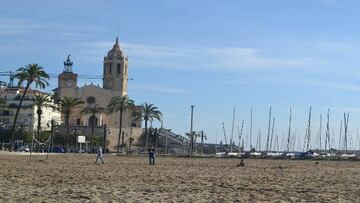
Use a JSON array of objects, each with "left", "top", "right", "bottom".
[
  {"left": 34, "top": 94, "right": 52, "bottom": 140},
  {"left": 107, "top": 95, "right": 134, "bottom": 155},
  {"left": 81, "top": 104, "right": 106, "bottom": 152},
  {"left": 0, "top": 98, "right": 6, "bottom": 109},
  {"left": 137, "top": 103, "right": 163, "bottom": 150},
  {"left": 55, "top": 97, "right": 84, "bottom": 152},
  {"left": 186, "top": 131, "right": 201, "bottom": 153},
  {"left": 10, "top": 64, "right": 49, "bottom": 151}
]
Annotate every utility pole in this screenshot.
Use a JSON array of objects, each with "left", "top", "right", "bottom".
[
  {"left": 103, "top": 124, "right": 107, "bottom": 154},
  {"left": 190, "top": 105, "right": 194, "bottom": 154},
  {"left": 50, "top": 119, "right": 54, "bottom": 153},
  {"left": 200, "top": 131, "right": 204, "bottom": 155},
  {"left": 165, "top": 130, "right": 168, "bottom": 154}
]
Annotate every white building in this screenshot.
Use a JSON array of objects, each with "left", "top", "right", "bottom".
[{"left": 0, "top": 86, "right": 61, "bottom": 131}]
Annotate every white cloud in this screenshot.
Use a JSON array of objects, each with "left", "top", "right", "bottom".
[
  {"left": 0, "top": 19, "right": 29, "bottom": 34},
  {"left": 0, "top": 17, "right": 104, "bottom": 37},
  {"left": 76, "top": 40, "right": 322, "bottom": 72},
  {"left": 317, "top": 41, "right": 360, "bottom": 54},
  {"left": 305, "top": 80, "right": 360, "bottom": 92}
]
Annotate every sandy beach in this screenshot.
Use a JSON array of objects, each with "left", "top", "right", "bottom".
[{"left": 1, "top": 153, "right": 359, "bottom": 202}]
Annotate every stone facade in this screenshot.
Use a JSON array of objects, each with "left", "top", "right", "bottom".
[{"left": 53, "top": 38, "right": 142, "bottom": 151}]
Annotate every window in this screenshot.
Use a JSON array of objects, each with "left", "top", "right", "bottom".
[
  {"left": 117, "top": 64, "right": 121, "bottom": 74},
  {"left": 86, "top": 96, "right": 96, "bottom": 104},
  {"left": 109, "top": 64, "right": 112, "bottom": 74},
  {"left": 3, "top": 110, "right": 9, "bottom": 116},
  {"left": 77, "top": 118, "right": 81, "bottom": 125}
]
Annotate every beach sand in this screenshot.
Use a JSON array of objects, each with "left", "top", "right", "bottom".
[{"left": 0, "top": 153, "right": 359, "bottom": 202}]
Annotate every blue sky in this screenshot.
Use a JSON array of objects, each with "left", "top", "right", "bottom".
[{"left": 1, "top": 0, "right": 360, "bottom": 150}]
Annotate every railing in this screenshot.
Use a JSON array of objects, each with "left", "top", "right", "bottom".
[
  {"left": 119, "top": 147, "right": 188, "bottom": 155},
  {"left": 158, "top": 128, "right": 190, "bottom": 146}
]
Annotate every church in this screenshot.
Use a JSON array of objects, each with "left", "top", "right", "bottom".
[{"left": 53, "top": 38, "right": 142, "bottom": 151}]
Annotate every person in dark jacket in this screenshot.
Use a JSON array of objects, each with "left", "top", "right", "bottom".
[{"left": 148, "top": 146, "right": 155, "bottom": 165}]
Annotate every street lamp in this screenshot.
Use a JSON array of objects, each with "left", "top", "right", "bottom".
[
  {"left": 100, "top": 125, "right": 111, "bottom": 154},
  {"left": 190, "top": 105, "right": 194, "bottom": 154},
  {"left": 71, "top": 126, "right": 82, "bottom": 152}
]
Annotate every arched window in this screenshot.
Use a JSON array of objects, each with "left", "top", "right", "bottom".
[
  {"left": 89, "top": 116, "right": 98, "bottom": 126},
  {"left": 76, "top": 118, "right": 81, "bottom": 125},
  {"left": 109, "top": 64, "right": 112, "bottom": 74}
]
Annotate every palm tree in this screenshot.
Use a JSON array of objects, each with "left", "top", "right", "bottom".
[
  {"left": 81, "top": 105, "right": 106, "bottom": 152},
  {"left": 55, "top": 97, "right": 84, "bottom": 152},
  {"left": 34, "top": 94, "right": 52, "bottom": 140},
  {"left": 107, "top": 95, "right": 134, "bottom": 155},
  {"left": 138, "top": 103, "right": 163, "bottom": 150},
  {"left": 10, "top": 64, "right": 49, "bottom": 151},
  {"left": 0, "top": 98, "right": 6, "bottom": 109}
]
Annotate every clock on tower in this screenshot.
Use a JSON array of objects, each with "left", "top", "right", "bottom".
[{"left": 57, "top": 55, "right": 78, "bottom": 99}]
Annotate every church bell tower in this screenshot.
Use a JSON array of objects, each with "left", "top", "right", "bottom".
[
  {"left": 103, "top": 37, "right": 129, "bottom": 96},
  {"left": 57, "top": 55, "right": 78, "bottom": 99}
]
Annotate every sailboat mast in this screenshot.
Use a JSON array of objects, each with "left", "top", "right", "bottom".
[
  {"left": 250, "top": 107, "right": 253, "bottom": 149},
  {"left": 306, "top": 106, "right": 312, "bottom": 151},
  {"left": 287, "top": 108, "right": 292, "bottom": 152},
  {"left": 270, "top": 117, "right": 275, "bottom": 151},
  {"left": 266, "top": 106, "right": 272, "bottom": 152},
  {"left": 230, "top": 108, "right": 235, "bottom": 152},
  {"left": 319, "top": 114, "right": 322, "bottom": 150},
  {"left": 325, "top": 109, "right": 330, "bottom": 151},
  {"left": 344, "top": 113, "right": 349, "bottom": 151},
  {"left": 338, "top": 121, "right": 343, "bottom": 150}
]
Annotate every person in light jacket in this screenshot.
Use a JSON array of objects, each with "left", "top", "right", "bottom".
[{"left": 95, "top": 145, "right": 104, "bottom": 164}]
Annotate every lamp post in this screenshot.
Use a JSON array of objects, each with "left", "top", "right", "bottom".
[
  {"left": 101, "top": 125, "right": 110, "bottom": 154},
  {"left": 50, "top": 119, "right": 54, "bottom": 153},
  {"left": 72, "top": 126, "right": 82, "bottom": 152},
  {"left": 190, "top": 105, "right": 194, "bottom": 154}
]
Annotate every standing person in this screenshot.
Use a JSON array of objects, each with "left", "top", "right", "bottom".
[
  {"left": 95, "top": 145, "right": 104, "bottom": 164},
  {"left": 148, "top": 146, "right": 155, "bottom": 165}
]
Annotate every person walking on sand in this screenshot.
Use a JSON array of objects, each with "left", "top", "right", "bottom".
[
  {"left": 95, "top": 145, "right": 104, "bottom": 164},
  {"left": 148, "top": 146, "right": 155, "bottom": 165}
]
